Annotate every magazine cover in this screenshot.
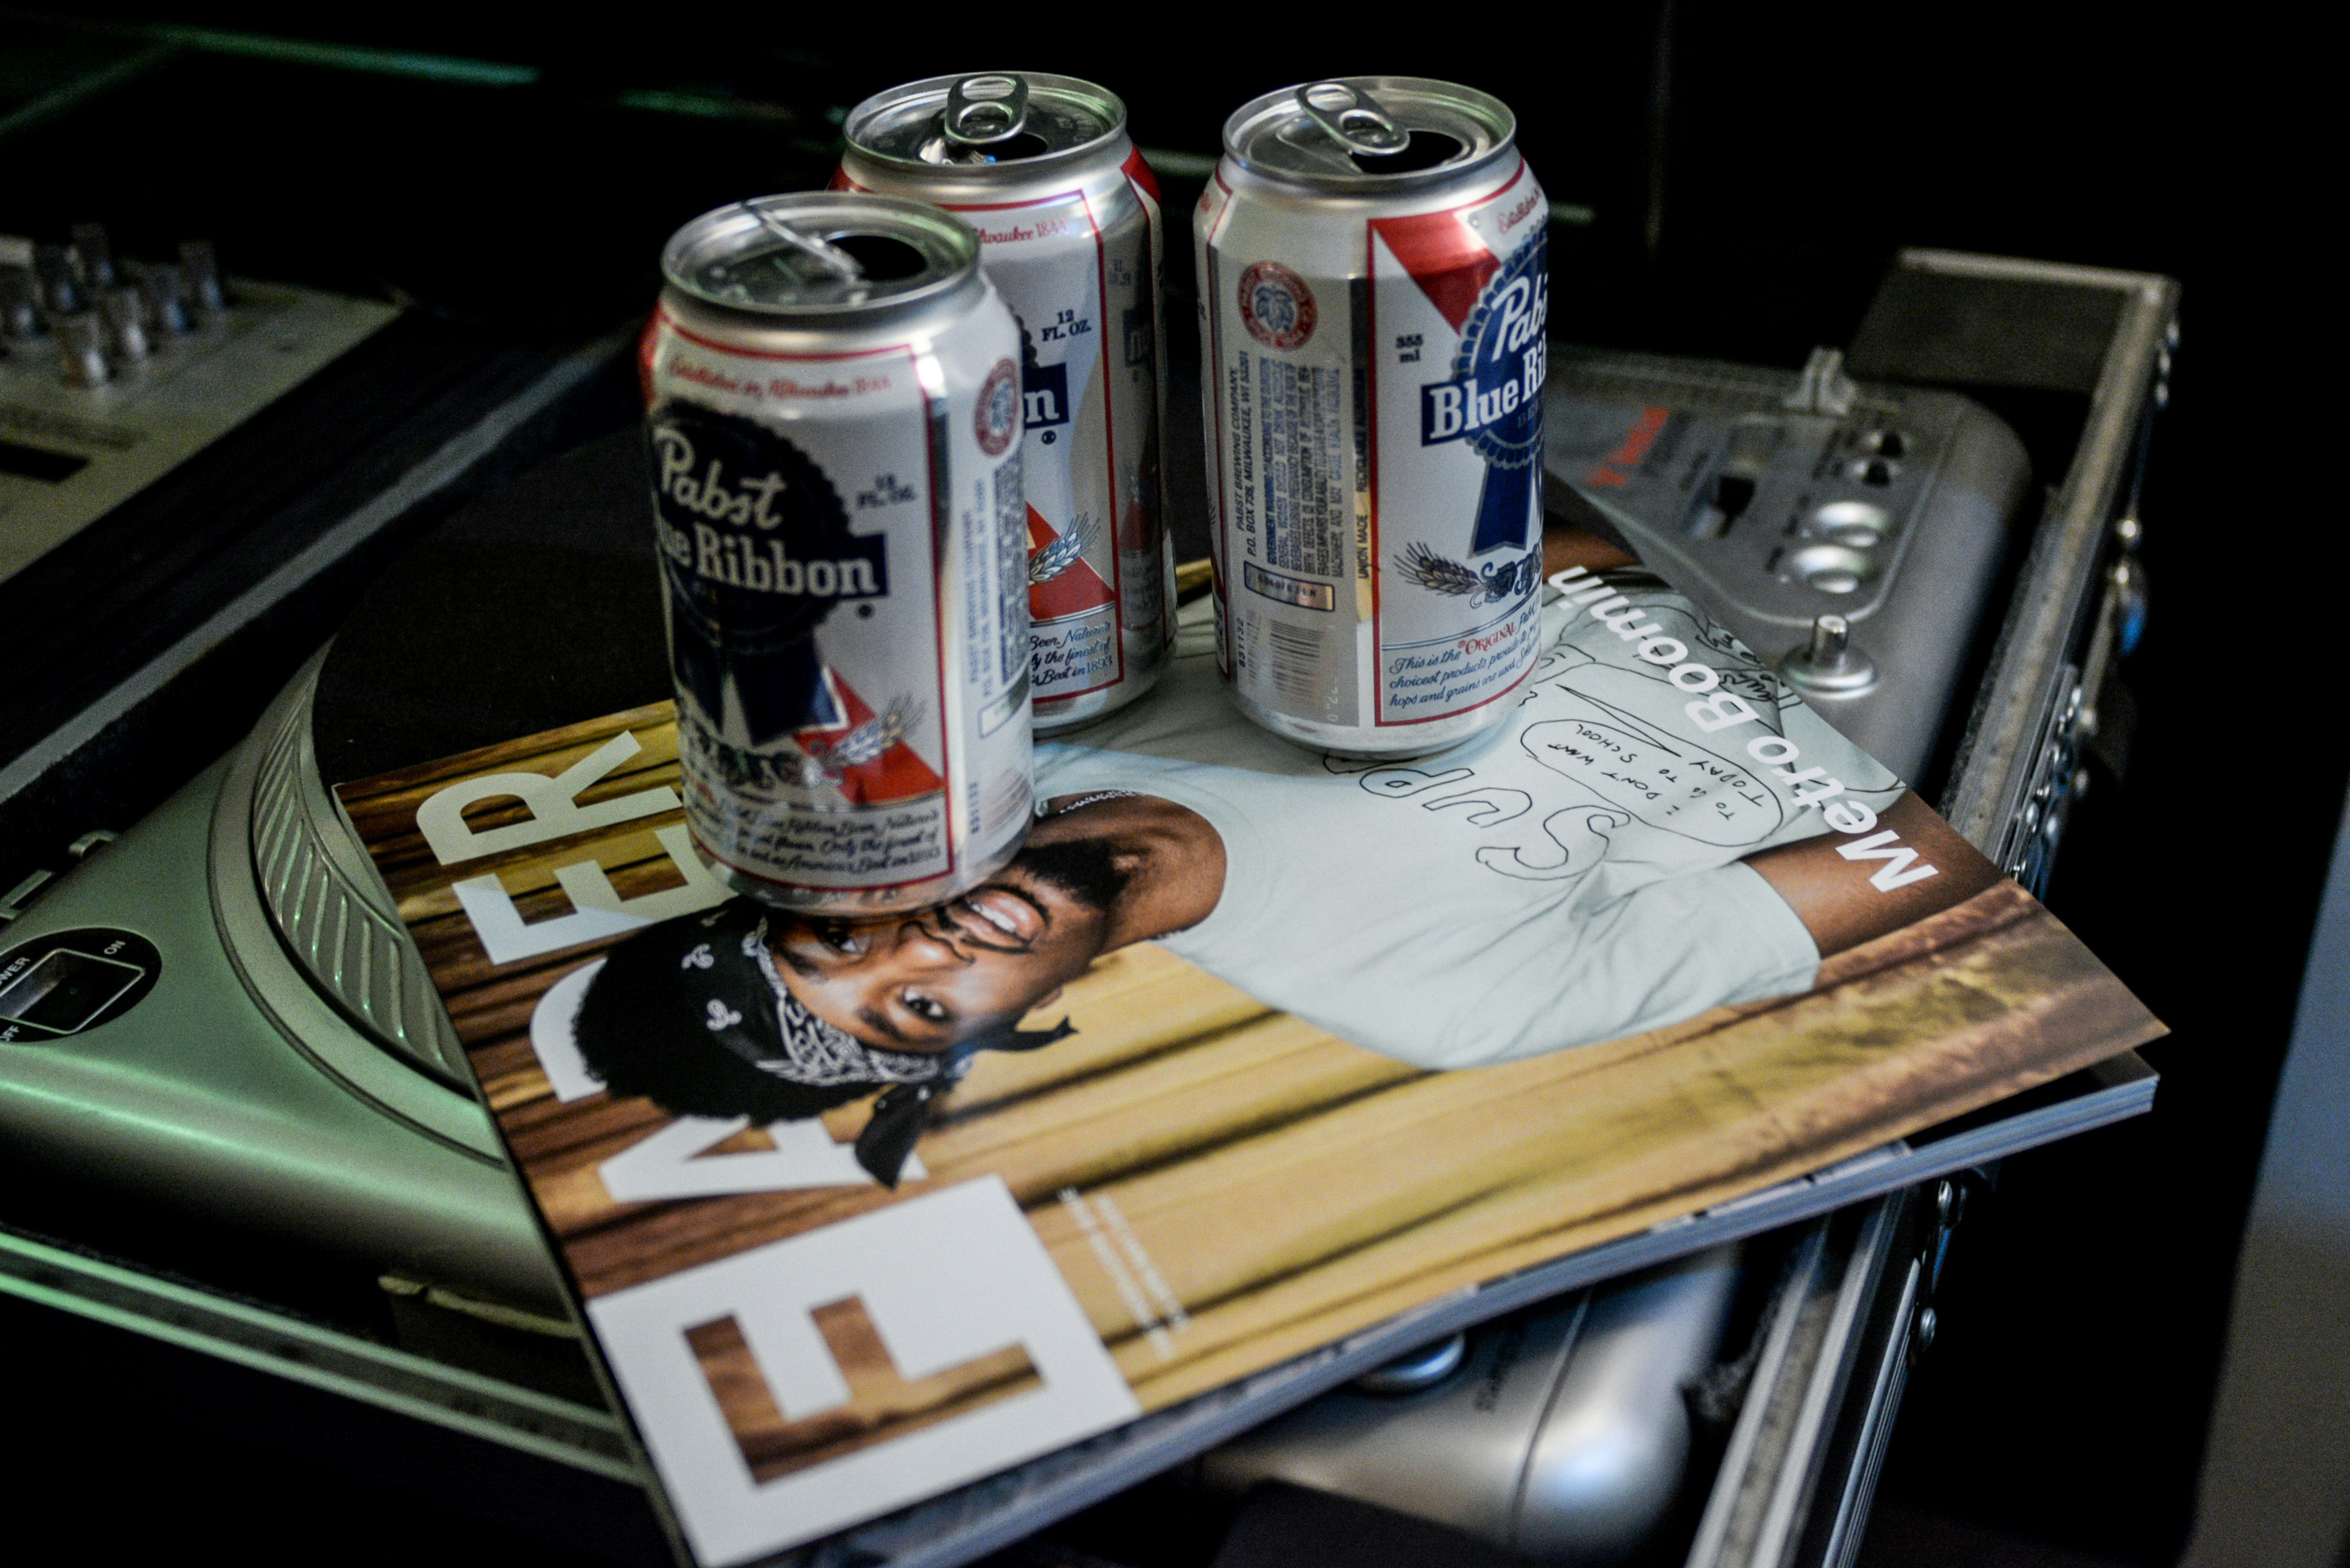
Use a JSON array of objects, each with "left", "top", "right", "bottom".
[{"left": 339, "top": 546, "right": 2160, "bottom": 1567}]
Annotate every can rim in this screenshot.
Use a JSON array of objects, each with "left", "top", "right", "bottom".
[
  {"left": 843, "top": 70, "right": 1130, "bottom": 179},
  {"left": 660, "top": 192, "right": 983, "bottom": 321},
  {"left": 1221, "top": 76, "right": 1516, "bottom": 193}
]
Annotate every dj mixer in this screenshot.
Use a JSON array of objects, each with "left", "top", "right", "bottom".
[{"left": 0, "top": 229, "right": 395, "bottom": 582}]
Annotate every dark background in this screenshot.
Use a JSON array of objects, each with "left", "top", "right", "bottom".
[{"left": 1, "top": 7, "right": 2305, "bottom": 1565}]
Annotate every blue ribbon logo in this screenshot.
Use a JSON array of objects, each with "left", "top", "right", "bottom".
[{"left": 1416, "top": 234, "right": 1549, "bottom": 556}]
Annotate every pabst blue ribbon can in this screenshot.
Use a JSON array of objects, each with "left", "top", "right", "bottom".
[
  {"left": 839, "top": 72, "right": 1173, "bottom": 732},
  {"left": 644, "top": 193, "right": 1032, "bottom": 912},
  {"left": 1197, "top": 78, "right": 1548, "bottom": 754}
]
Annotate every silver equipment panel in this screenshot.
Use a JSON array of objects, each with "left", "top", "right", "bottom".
[
  {"left": 1544, "top": 346, "right": 2028, "bottom": 783},
  {"left": 1, "top": 233, "right": 396, "bottom": 587}
]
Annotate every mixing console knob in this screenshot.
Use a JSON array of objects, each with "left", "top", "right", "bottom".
[
  {"left": 99, "top": 285, "right": 150, "bottom": 362},
  {"left": 33, "top": 243, "right": 83, "bottom": 317},
  {"left": 1779, "top": 613, "right": 1880, "bottom": 695},
  {"left": 70, "top": 223, "right": 117, "bottom": 291},
  {"left": 1, "top": 266, "right": 42, "bottom": 341},
  {"left": 179, "top": 240, "right": 227, "bottom": 316},
  {"left": 53, "top": 312, "right": 109, "bottom": 386},
  {"left": 136, "top": 261, "right": 193, "bottom": 335}
]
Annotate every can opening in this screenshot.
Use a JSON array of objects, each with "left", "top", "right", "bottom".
[
  {"left": 925, "top": 130, "right": 1054, "bottom": 165},
  {"left": 822, "top": 233, "right": 929, "bottom": 282},
  {"left": 1350, "top": 129, "right": 1465, "bottom": 175},
  {"left": 847, "top": 72, "right": 1127, "bottom": 172},
  {"left": 1227, "top": 78, "right": 1512, "bottom": 189},
  {"left": 943, "top": 75, "right": 1028, "bottom": 142},
  {"left": 666, "top": 193, "right": 977, "bottom": 316},
  {"left": 1298, "top": 80, "right": 1410, "bottom": 156}
]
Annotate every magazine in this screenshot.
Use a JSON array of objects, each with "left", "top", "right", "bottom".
[{"left": 339, "top": 561, "right": 2159, "bottom": 1567}]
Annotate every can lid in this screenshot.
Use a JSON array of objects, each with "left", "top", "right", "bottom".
[
  {"left": 662, "top": 193, "right": 981, "bottom": 320},
  {"left": 1222, "top": 77, "right": 1515, "bottom": 191},
  {"left": 845, "top": 71, "right": 1126, "bottom": 171}
]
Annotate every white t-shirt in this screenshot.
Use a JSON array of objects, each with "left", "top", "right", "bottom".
[{"left": 1034, "top": 571, "right": 1905, "bottom": 1070}]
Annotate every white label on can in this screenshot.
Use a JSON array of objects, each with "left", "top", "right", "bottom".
[
  {"left": 944, "top": 162, "right": 1167, "bottom": 706},
  {"left": 648, "top": 310, "right": 1029, "bottom": 895},
  {"left": 1201, "top": 162, "right": 1550, "bottom": 736}
]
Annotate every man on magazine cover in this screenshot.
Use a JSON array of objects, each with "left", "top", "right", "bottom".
[{"left": 576, "top": 527, "right": 1999, "bottom": 1181}]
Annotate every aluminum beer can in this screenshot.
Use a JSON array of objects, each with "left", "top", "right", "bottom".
[
  {"left": 644, "top": 193, "right": 1032, "bottom": 912},
  {"left": 839, "top": 71, "right": 1173, "bottom": 733},
  {"left": 1197, "top": 78, "right": 1549, "bottom": 755}
]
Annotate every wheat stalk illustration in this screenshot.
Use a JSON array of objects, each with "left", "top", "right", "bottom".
[
  {"left": 1395, "top": 541, "right": 1485, "bottom": 597},
  {"left": 804, "top": 695, "right": 920, "bottom": 781},
  {"left": 1030, "top": 516, "right": 1098, "bottom": 584}
]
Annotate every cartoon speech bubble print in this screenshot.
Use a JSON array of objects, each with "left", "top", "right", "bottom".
[{"left": 1519, "top": 718, "right": 1782, "bottom": 847}]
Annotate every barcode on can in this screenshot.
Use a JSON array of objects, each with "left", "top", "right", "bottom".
[
  {"left": 1231, "top": 608, "right": 1352, "bottom": 723},
  {"left": 1259, "top": 617, "right": 1334, "bottom": 708}
]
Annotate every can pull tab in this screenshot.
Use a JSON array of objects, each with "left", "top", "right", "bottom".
[
  {"left": 943, "top": 74, "right": 1031, "bottom": 148},
  {"left": 742, "top": 201, "right": 866, "bottom": 284},
  {"left": 1297, "top": 80, "right": 1411, "bottom": 157}
]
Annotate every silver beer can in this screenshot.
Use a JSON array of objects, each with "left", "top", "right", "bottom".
[
  {"left": 1197, "top": 78, "right": 1549, "bottom": 755},
  {"left": 645, "top": 193, "right": 1032, "bottom": 912},
  {"left": 839, "top": 71, "right": 1173, "bottom": 733}
]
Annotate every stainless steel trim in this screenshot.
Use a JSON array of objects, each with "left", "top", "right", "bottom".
[
  {"left": 1925, "top": 250, "right": 2180, "bottom": 853},
  {"left": 1755, "top": 1207, "right": 1890, "bottom": 1558},
  {"left": 1683, "top": 1224, "right": 1832, "bottom": 1568},
  {"left": 1817, "top": 1259, "right": 1922, "bottom": 1568},
  {"left": 1685, "top": 1200, "right": 1901, "bottom": 1568}
]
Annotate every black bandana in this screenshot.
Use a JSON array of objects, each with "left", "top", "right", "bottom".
[
  {"left": 573, "top": 899, "right": 1075, "bottom": 1187},
  {"left": 690, "top": 913, "right": 955, "bottom": 1090}
]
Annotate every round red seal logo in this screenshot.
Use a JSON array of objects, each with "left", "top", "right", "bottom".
[
  {"left": 1238, "top": 262, "right": 1317, "bottom": 351},
  {"left": 974, "top": 358, "right": 1020, "bottom": 456}
]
